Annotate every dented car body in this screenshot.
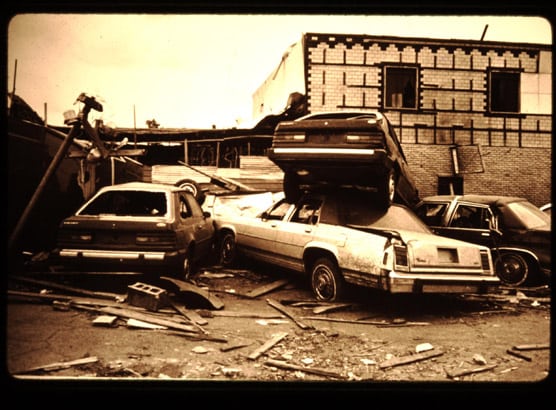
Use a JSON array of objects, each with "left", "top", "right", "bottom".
[
  {"left": 54, "top": 182, "right": 215, "bottom": 278},
  {"left": 214, "top": 189, "right": 499, "bottom": 302}
]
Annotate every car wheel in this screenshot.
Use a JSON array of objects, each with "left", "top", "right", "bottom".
[
  {"left": 179, "top": 247, "right": 197, "bottom": 281},
  {"left": 283, "top": 172, "right": 302, "bottom": 203},
  {"left": 494, "top": 252, "right": 529, "bottom": 286},
  {"left": 175, "top": 178, "right": 206, "bottom": 205},
  {"left": 377, "top": 169, "right": 396, "bottom": 209},
  {"left": 311, "top": 257, "right": 344, "bottom": 302},
  {"left": 218, "top": 231, "right": 236, "bottom": 267}
]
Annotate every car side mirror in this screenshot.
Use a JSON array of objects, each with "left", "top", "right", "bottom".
[
  {"left": 203, "top": 211, "right": 211, "bottom": 219},
  {"left": 260, "top": 211, "right": 269, "bottom": 221}
]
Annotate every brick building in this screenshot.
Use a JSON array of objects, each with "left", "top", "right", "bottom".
[{"left": 253, "top": 33, "right": 552, "bottom": 206}]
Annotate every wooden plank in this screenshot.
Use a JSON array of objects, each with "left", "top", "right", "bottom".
[
  {"left": 506, "top": 349, "right": 532, "bottom": 361},
  {"left": 301, "top": 316, "right": 387, "bottom": 326},
  {"left": 512, "top": 343, "right": 550, "bottom": 351},
  {"left": 248, "top": 331, "right": 288, "bottom": 360},
  {"left": 264, "top": 359, "right": 348, "bottom": 380},
  {"left": 379, "top": 349, "right": 444, "bottom": 369},
  {"left": 9, "top": 276, "right": 125, "bottom": 301},
  {"left": 168, "top": 299, "right": 208, "bottom": 333},
  {"left": 245, "top": 279, "right": 290, "bottom": 298},
  {"left": 93, "top": 305, "right": 199, "bottom": 333},
  {"left": 446, "top": 364, "right": 498, "bottom": 379},
  {"left": 17, "top": 356, "right": 99, "bottom": 374},
  {"left": 197, "top": 310, "right": 284, "bottom": 319},
  {"left": 266, "top": 298, "right": 313, "bottom": 330},
  {"left": 312, "top": 303, "right": 352, "bottom": 314}
]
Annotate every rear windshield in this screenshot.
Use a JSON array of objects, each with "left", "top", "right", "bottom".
[
  {"left": 79, "top": 190, "right": 168, "bottom": 217},
  {"left": 501, "top": 200, "right": 550, "bottom": 229}
]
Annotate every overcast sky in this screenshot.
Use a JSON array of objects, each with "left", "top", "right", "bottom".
[{"left": 6, "top": 14, "right": 552, "bottom": 129}]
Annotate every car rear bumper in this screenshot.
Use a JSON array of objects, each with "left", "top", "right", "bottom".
[
  {"left": 268, "top": 147, "right": 387, "bottom": 165},
  {"left": 387, "top": 272, "right": 500, "bottom": 294},
  {"left": 56, "top": 248, "right": 184, "bottom": 268}
]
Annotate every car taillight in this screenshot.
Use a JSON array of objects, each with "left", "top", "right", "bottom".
[
  {"left": 345, "top": 134, "right": 371, "bottom": 142},
  {"left": 275, "top": 133, "right": 306, "bottom": 142},
  {"left": 136, "top": 232, "right": 176, "bottom": 246},
  {"left": 393, "top": 245, "right": 409, "bottom": 270},
  {"left": 480, "top": 250, "right": 492, "bottom": 273},
  {"left": 60, "top": 231, "right": 93, "bottom": 243}
]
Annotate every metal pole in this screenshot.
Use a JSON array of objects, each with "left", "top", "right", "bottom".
[{"left": 8, "top": 124, "right": 81, "bottom": 254}]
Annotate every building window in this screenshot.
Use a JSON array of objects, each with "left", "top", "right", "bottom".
[
  {"left": 489, "top": 70, "right": 520, "bottom": 113},
  {"left": 384, "top": 66, "right": 418, "bottom": 109}
]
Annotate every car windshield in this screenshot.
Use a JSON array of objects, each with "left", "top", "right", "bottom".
[
  {"left": 338, "top": 201, "right": 432, "bottom": 233},
  {"left": 501, "top": 200, "right": 551, "bottom": 229},
  {"left": 79, "top": 190, "right": 168, "bottom": 216}
]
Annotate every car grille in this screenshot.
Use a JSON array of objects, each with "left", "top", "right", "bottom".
[{"left": 394, "top": 245, "right": 409, "bottom": 268}]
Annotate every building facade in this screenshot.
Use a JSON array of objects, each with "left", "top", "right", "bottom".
[{"left": 253, "top": 33, "right": 552, "bottom": 206}]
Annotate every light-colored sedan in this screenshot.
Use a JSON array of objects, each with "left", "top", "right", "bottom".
[{"left": 214, "top": 188, "right": 500, "bottom": 301}]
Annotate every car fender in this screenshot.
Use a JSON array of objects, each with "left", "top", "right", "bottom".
[
  {"left": 302, "top": 241, "right": 340, "bottom": 269},
  {"left": 491, "top": 246, "right": 540, "bottom": 264}
]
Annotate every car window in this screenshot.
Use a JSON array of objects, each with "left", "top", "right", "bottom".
[
  {"left": 501, "top": 201, "right": 550, "bottom": 229},
  {"left": 415, "top": 203, "right": 448, "bottom": 226},
  {"left": 291, "top": 198, "right": 323, "bottom": 224},
  {"left": 338, "top": 200, "right": 431, "bottom": 233},
  {"left": 79, "top": 190, "right": 167, "bottom": 216},
  {"left": 264, "top": 199, "right": 293, "bottom": 220},
  {"left": 449, "top": 204, "right": 491, "bottom": 229}
]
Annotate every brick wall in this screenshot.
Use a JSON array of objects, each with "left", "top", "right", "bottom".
[{"left": 404, "top": 143, "right": 552, "bottom": 206}]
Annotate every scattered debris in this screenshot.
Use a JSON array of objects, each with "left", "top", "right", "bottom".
[
  {"left": 220, "top": 342, "right": 251, "bottom": 352},
  {"left": 245, "top": 279, "right": 290, "bottom": 298},
  {"left": 255, "top": 319, "right": 290, "bottom": 326},
  {"left": 127, "top": 318, "right": 167, "bottom": 330},
  {"left": 192, "top": 346, "right": 211, "bottom": 354},
  {"left": 248, "top": 331, "right": 288, "bottom": 360},
  {"left": 312, "top": 303, "right": 352, "bottom": 314},
  {"left": 266, "top": 298, "right": 313, "bottom": 330},
  {"left": 168, "top": 299, "right": 208, "bottom": 333},
  {"left": 379, "top": 349, "right": 444, "bottom": 369},
  {"left": 264, "top": 358, "right": 348, "bottom": 380},
  {"left": 506, "top": 349, "right": 532, "bottom": 362},
  {"left": 446, "top": 364, "right": 498, "bottom": 379},
  {"left": 160, "top": 276, "right": 224, "bottom": 310},
  {"left": 16, "top": 356, "right": 99, "bottom": 374},
  {"left": 415, "top": 343, "right": 434, "bottom": 353},
  {"left": 472, "top": 353, "right": 488, "bottom": 365},
  {"left": 92, "top": 315, "right": 118, "bottom": 327}
]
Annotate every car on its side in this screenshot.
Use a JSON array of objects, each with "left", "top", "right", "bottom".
[
  {"left": 214, "top": 188, "right": 499, "bottom": 302},
  {"left": 53, "top": 182, "right": 215, "bottom": 279},
  {"left": 414, "top": 195, "right": 551, "bottom": 287},
  {"left": 267, "top": 111, "right": 420, "bottom": 208}
]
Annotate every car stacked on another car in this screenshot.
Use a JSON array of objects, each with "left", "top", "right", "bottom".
[
  {"left": 53, "top": 182, "right": 215, "bottom": 279},
  {"left": 215, "top": 188, "right": 499, "bottom": 302},
  {"left": 267, "top": 111, "right": 420, "bottom": 208},
  {"left": 414, "top": 195, "right": 551, "bottom": 287}
]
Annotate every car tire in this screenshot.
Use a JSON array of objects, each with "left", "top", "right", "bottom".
[
  {"left": 217, "top": 231, "right": 236, "bottom": 267},
  {"left": 377, "top": 169, "right": 396, "bottom": 209},
  {"left": 283, "top": 172, "right": 302, "bottom": 203},
  {"left": 494, "top": 252, "right": 530, "bottom": 286},
  {"left": 310, "top": 257, "right": 344, "bottom": 302},
  {"left": 179, "top": 247, "right": 197, "bottom": 281},
  {"left": 175, "top": 178, "right": 206, "bottom": 205}
]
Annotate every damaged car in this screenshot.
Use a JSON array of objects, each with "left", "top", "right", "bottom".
[
  {"left": 53, "top": 182, "right": 215, "bottom": 278},
  {"left": 414, "top": 195, "right": 551, "bottom": 287},
  {"left": 267, "top": 111, "right": 420, "bottom": 208},
  {"left": 214, "top": 188, "right": 499, "bottom": 302}
]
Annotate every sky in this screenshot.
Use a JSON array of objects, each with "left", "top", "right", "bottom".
[{"left": 6, "top": 13, "right": 552, "bottom": 130}]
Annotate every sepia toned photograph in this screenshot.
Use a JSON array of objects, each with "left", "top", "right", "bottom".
[{"left": 5, "top": 7, "right": 551, "bottom": 395}]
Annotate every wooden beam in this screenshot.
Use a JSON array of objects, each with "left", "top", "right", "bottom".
[
  {"left": 248, "top": 331, "right": 288, "bottom": 360},
  {"left": 264, "top": 359, "right": 348, "bottom": 380},
  {"left": 267, "top": 298, "right": 313, "bottom": 330},
  {"left": 379, "top": 349, "right": 444, "bottom": 369}
]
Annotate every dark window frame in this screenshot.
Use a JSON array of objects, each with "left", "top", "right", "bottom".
[
  {"left": 488, "top": 68, "right": 520, "bottom": 114},
  {"left": 383, "top": 65, "right": 419, "bottom": 110}
]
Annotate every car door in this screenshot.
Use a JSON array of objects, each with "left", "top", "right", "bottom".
[
  {"left": 238, "top": 198, "right": 295, "bottom": 262},
  {"left": 271, "top": 196, "right": 324, "bottom": 272},
  {"left": 438, "top": 202, "right": 495, "bottom": 247}
]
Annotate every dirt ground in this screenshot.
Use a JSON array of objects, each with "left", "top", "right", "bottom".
[{"left": 5, "top": 259, "right": 552, "bottom": 398}]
